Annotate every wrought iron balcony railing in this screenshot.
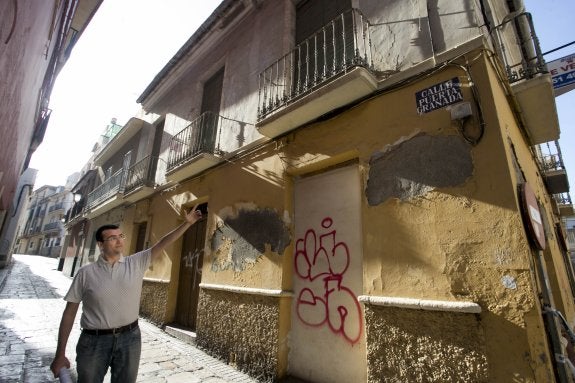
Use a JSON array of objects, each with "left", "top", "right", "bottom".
[
  {"left": 43, "top": 221, "right": 61, "bottom": 231},
  {"left": 554, "top": 193, "right": 573, "bottom": 206},
  {"left": 124, "top": 155, "right": 160, "bottom": 194},
  {"left": 537, "top": 141, "right": 566, "bottom": 172},
  {"left": 48, "top": 202, "right": 64, "bottom": 212},
  {"left": 86, "top": 169, "right": 124, "bottom": 209},
  {"left": 258, "top": 8, "right": 373, "bottom": 120},
  {"left": 167, "top": 111, "right": 228, "bottom": 172},
  {"left": 491, "top": 12, "right": 547, "bottom": 84},
  {"left": 68, "top": 199, "right": 86, "bottom": 220}
]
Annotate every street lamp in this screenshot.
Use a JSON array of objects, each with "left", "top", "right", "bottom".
[{"left": 73, "top": 193, "right": 82, "bottom": 202}]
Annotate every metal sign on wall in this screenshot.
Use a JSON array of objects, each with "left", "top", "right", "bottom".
[
  {"left": 415, "top": 77, "right": 464, "bottom": 114},
  {"left": 519, "top": 183, "right": 546, "bottom": 250},
  {"left": 548, "top": 53, "right": 575, "bottom": 97}
]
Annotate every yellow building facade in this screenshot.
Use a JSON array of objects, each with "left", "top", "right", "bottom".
[
  {"left": 63, "top": 1, "right": 575, "bottom": 381},
  {"left": 121, "top": 52, "right": 573, "bottom": 382}
]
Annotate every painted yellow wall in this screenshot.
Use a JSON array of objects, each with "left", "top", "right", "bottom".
[
  {"left": 122, "top": 49, "right": 573, "bottom": 381},
  {"left": 272, "top": 60, "right": 547, "bottom": 380}
]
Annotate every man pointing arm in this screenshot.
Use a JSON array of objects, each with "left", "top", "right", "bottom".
[{"left": 50, "top": 207, "right": 203, "bottom": 382}]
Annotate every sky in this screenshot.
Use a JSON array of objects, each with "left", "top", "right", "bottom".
[
  {"left": 29, "top": 0, "right": 221, "bottom": 188},
  {"left": 30, "top": 0, "right": 575, "bottom": 192},
  {"left": 524, "top": 0, "right": 575, "bottom": 194}
]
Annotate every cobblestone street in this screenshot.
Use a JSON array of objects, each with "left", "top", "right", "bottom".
[{"left": 0, "top": 254, "right": 259, "bottom": 383}]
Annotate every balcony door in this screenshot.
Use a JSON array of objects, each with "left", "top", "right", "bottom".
[
  {"left": 196, "top": 68, "right": 224, "bottom": 154},
  {"left": 294, "top": 0, "right": 353, "bottom": 92}
]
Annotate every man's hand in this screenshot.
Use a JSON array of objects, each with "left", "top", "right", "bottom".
[
  {"left": 185, "top": 205, "right": 203, "bottom": 224},
  {"left": 50, "top": 355, "right": 70, "bottom": 378},
  {"left": 151, "top": 204, "right": 205, "bottom": 262}
]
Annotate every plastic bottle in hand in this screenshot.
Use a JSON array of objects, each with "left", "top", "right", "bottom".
[{"left": 58, "top": 367, "right": 73, "bottom": 383}]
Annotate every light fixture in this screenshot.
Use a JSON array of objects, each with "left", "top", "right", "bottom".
[{"left": 73, "top": 193, "right": 82, "bottom": 202}]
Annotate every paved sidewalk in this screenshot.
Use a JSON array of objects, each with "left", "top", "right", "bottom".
[{"left": 0, "top": 254, "right": 259, "bottom": 383}]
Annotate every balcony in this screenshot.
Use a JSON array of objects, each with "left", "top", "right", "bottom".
[
  {"left": 85, "top": 169, "right": 125, "bottom": 218},
  {"left": 124, "top": 155, "right": 163, "bottom": 202},
  {"left": 65, "top": 199, "right": 86, "bottom": 225},
  {"left": 537, "top": 141, "right": 570, "bottom": 195},
  {"left": 48, "top": 202, "right": 64, "bottom": 213},
  {"left": 554, "top": 193, "right": 574, "bottom": 217},
  {"left": 491, "top": 12, "right": 560, "bottom": 145},
  {"left": 166, "top": 112, "right": 231, "bottom": 183},
  {"left": 257, "top": 8, "right": 376, "bottom": 138},
  {"left": 43, "top": 221, "right": 62, "bottom": 232}
]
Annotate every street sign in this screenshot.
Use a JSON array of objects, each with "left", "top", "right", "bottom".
[
  {"left": 548, "top": 53, "right": 575, "bottom": 97},
  {"left": 519, "top": 183, "right": 546, "bottom": 250}
]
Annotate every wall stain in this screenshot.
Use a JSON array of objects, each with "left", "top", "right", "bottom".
[
  {"left": 211, "top": 207, "right": 290, "bottom": 272},
  {"left": 366, "top": 134, "right": 473, "bottom": 205}
]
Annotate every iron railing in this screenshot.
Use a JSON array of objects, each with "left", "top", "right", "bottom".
[
  {"left": 167, "top": 111, "right": 226, "bottom": 171},
  {"left": 124, "top": 155, "right": 160, "bottom": 194},
  {"left": 67, "top": 199, "right": 86, "bottom": 221},
  {"left": 86, "top": 169, "right": 124, "bottom": 209},
  {"left": 554, "top": 193, "right": 573, "bottom": 206},
  {"left": 49, "top": 202, "right": 64, "bottom": 212},
  {"left": 258, "top": 8, "right": 373, "bottom": 120},
  {"left": 537, "top": 141, "right": 566, "bottom": 172},
  {"left": 43, "top": 221, "right": 61, "bottom": 231},
  {"left": 491, "top": 12, "right": 547, "bottom": 84}
]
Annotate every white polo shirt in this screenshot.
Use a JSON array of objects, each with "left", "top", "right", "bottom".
[{"left": 65, "top": 249, "right": 152, "bottom": 330}]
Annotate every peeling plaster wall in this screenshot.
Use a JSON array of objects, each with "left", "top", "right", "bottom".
[
  {"left": 481, "top": 56, "right": 575, "bottom": 323},
  {"left": 366, "top": 134, "right": 473, "bottom": 204},
  {"left": 121, "top": 51, "right": 573, "bottom": 381},
  {"left": 196, "top": 289, "right": 280, "bottom": 382},
  {"left": 359, "top": 0, "right": 485, "bottom": 74},
  {"left": 277, "top": 59, "right": 555, "bottom": 381},
  {"left": 211, "top": 206, "right": 290, "bottom": 272},
  {"left": 197, "top": 165, "right": 290, "bottom": 289},
  {"left": 364, "top": 305, "right": 488, "bottom": 382}
]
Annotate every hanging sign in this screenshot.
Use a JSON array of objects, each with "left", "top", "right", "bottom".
[{"left": 548, "top": 53, "right": 575, "bottom": 97}]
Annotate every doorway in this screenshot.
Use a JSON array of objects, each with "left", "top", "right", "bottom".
[
  {"left": 175, "top": 203, "right": 208, "bottom": 330},
  {"left": 289, "top": 165, "right": 366, "bottom": 383}
]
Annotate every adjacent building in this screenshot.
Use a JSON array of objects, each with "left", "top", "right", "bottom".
[
  {"left": 0, "top": 0, "right": 103, "bottom": 268},
  {"left": 15, "top": 173, "right": 79, "bottom": 259},
  {"left": 59, "top": 1, "right": 575, "bottom": 382}
]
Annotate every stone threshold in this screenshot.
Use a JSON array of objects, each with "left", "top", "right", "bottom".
[{"left": 164, "top": 323, "right": 197, "bottom": 346}]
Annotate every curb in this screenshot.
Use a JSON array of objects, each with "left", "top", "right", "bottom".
[{"left": 0, "top": 258, "right": 13, "bottom": 292}]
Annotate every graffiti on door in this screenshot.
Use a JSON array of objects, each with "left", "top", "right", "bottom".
[
  {"left": 182, "top": 248, "right": 204, "bottom": 275},
  {"left": 294, "top": 217, "right": 362, "bottom": 344}
]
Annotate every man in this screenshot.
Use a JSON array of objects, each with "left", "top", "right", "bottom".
[{"left": 50, "top": 207, "right": 203, "bottom": 382}]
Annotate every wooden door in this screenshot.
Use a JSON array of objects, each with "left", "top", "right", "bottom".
[{"left": 175, "top": 207, "right": 207, "bottom": 330}]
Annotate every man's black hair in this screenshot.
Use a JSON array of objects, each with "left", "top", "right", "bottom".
[{"left": 95, "top": 224, "right": 120, "bottom": 242}]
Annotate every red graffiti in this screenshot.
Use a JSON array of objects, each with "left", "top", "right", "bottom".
[{"left": 294, "top": 217, "right": 362, "bottom": 344}]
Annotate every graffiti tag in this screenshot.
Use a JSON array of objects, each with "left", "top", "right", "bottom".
[
  {"left": 182, "top": 248, "right": 203, "bottom": 276},
  {"left": 294, "top": 217, "right": 362, "bottom": 344}
]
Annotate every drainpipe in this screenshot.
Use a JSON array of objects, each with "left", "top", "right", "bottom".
[{"left": 507, "top": 0, "right": 546, "bottom": 75}]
